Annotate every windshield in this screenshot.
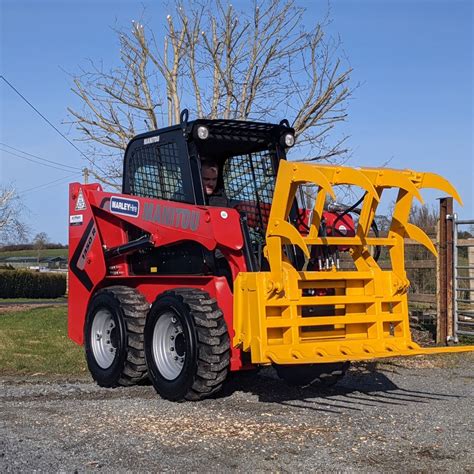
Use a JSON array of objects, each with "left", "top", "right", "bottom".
[{"left": 223, "top": 150, "right": 277, "bottom": 268}]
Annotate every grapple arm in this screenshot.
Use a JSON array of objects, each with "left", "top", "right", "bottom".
[{"left": 233, "top": 162, "right": 473, "bottom": 365}]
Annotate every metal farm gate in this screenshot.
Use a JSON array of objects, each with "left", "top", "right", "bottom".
[{"left": 453, "top": 217, "right": 474, "bottom": 339}]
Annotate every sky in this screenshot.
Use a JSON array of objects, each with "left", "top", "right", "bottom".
[{"left": 0, "top": 0, "right": 472, "bottom": 244}]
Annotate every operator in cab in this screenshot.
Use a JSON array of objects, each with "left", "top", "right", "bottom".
[{"left": 201, "top": 160, "right": 230, "bottom": 207}]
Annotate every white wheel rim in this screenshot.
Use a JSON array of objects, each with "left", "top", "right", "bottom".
[
  {"left": 152, "top": 311, "right": 186, "bottom": 380},
  {"left": 91, "top": 309, "right": 117, "bottom": 369}
]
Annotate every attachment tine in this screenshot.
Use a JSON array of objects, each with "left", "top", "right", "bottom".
[
  {"left": 404, "top": 222, "right": 438, "bottom": 257},
  {"left": 267, "top": 220, "right": 310, "bottom": 257},
  {"left": 291, "top": 163, "right": 336, "bottom": 200},
  {"left": 420, "top": 173, "right": 463, "bottom": 205},
  {"left": 330, "top": 167, "right": 380, "bottom": 203},
  {"left": 370, "top": 170, "right": 425, "bottom": 204}
]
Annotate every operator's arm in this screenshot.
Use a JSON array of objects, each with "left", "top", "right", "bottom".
[{"left": 207, "top": 188, "right": 231, "bottom": 207}]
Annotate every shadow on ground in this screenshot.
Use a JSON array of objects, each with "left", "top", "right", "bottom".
[{"left": 217, "top": 365, "right": 463, "bottom": 414}]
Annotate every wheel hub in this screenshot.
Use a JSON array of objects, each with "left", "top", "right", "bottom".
[
  {"left": 174, "top": 333, "right": 186, "bottom": 357},
  {"left": 91, "top": 309, "right": 117, "bottom": 369},
  {"left": 152, "top": 312, "right": 186, "bottom": 380}
]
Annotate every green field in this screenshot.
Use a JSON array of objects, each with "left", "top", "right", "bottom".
[
  {"left": 0, "top": 248, "right": 68, "bottom": 259},
  {"left": 0, "top": 306, "right": 86, "bottom": 376}
]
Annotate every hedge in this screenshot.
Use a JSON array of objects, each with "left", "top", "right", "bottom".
[
  {"left": 0, "top": 243, "right": 67, "bottom": 252},
  {"left": 0, "top": 270, "right": 66, "bottom": 298}
]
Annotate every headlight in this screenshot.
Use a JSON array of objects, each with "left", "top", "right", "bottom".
[
  {"left": 197, "top": 126, "right": 209, "bottom": 140},
  {"left": 282, "top": 132, "right": 295, "bottom": 147}
]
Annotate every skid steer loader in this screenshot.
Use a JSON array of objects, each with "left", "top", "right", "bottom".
[{"left": 68, "top": 110, "right": 473, "bottom": 401}]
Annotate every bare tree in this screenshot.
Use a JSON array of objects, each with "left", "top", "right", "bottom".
[
  {"left": 67, "top": 0, "right": 353, "bottom": 187},
  {"left": 33, "top": 232, "right": 50, "bottom": 267},
  {"left": 409, "top": 203, "right": 439, "bottom": 236},
  {"left": 0, "top": 186, "right": 29, "bottom": 244}
]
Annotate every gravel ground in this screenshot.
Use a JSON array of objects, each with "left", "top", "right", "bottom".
[{"left": 1, "top": 353, "right": 473, "bottom": 473}]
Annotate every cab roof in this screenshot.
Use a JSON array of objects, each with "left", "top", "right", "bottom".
[{"left": 129, "top": 117, "right": 294, "bottom": 159}]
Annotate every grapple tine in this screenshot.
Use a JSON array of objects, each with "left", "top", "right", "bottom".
[
  {"left": 366, "top": 169, "right": 425, "bottom": 204},
  {"left": 308, "top": 164, "right": 381, "bottom": 203},
  {"left": 291, "top": 162, "right": 336, "bottom": 200},
  {"left": 420, "top": 172, "right": 463, "bottom": 205},
  {"left": 404, "top": 222, "right": 438, "bottom": 256},
  {"left": 324, "top": 166, "right": 381, "bottom": 203},
  {"left": 267, "top": 220, "right": 310, "bottom": 257},
  {"left": 269, "top": 161, "right": 336, "bottom": 222}
]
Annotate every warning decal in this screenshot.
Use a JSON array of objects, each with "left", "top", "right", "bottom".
[
  {"left": 69, "top": 219, "right": 96, "bottom": 291},
  {"left": 75, "top": 189, "right": 87, "bottom": 211}
]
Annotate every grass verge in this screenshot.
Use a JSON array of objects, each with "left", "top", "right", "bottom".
[{"left": 0, "top": 306, "right": 86, "bottom": 377}]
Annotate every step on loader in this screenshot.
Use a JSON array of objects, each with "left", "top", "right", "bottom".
[{"left": 68, "top": 110, "right": 474, "bottom": 401}]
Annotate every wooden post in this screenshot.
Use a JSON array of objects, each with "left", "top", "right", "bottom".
[{"left": 437, "top": 197, "right": 453, "bottom": 344}]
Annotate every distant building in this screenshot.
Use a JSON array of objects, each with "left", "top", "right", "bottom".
[{"left": 43, "top": 256, "right": 68, "bottom": 269}]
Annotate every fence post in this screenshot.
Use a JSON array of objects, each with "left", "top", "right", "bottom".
[{"left": 437, "top": 197, "right": 454, "bottom": 344}]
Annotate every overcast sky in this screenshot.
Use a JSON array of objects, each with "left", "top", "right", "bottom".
[{"left": 1, "top": 0, "right": 472, "bottom": 243}]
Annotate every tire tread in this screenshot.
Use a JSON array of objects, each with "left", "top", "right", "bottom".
[
  {"left": 161, "top": 288, "right": 230, "bottom": 401},
  {"left": 100, "top": 285, "right": 149, "bottom": 387}
]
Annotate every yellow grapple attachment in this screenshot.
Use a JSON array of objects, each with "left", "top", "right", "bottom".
[{"left": 233, "top": 161, "right": 473, "bottom": 365}]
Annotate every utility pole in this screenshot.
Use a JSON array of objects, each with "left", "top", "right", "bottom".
[{"left": 83, "top": 167, "right": 89, "bottom": 184}]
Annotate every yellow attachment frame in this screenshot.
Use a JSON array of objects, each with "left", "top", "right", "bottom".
[{"left": 233, "top": 161, "right": 474, "bottom": 365}]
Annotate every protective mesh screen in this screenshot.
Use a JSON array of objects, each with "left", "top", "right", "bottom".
[
  {"left": 128, "top": 142, "right": 188, "bottom": 202},
  {"left": 224, "top": 151, "right": 276, "bottom": 234}
]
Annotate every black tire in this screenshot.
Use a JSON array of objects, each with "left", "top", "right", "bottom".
[
  {"left": 84, "top": 286, "right": 149, "bottom": 387},
  {"left": 144, "top": 288, "right": 230, "bottom": 401},
  {"left": 275, "top": 362, "right": 350, "bottom": 388}
]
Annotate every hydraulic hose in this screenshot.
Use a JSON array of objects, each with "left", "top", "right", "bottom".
[{"left": 329, "top": 193, "right": 381, "bottom": 261}]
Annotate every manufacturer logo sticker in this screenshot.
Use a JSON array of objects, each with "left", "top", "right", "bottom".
[
  {"left": 110, "top": 196, "right": 140, "bottom": 218},
  {"left": 337, "top": 224, "right": 348, "bottom": 235},
  {"left": 69, "top": 215, "right": 84, "bottom": 226},
  {"left": 144, "top": 135, "right": 160, "bottom": 145},
  {"left": 142, "top": 203, "right": 200, "bottom": 231},
  {"left": 75, "top": 189, "right": 87, "bottom": 211}
]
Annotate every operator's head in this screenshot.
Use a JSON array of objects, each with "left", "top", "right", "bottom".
[{"left": 201, "top": 160, "right": 219, "bottom": 196}]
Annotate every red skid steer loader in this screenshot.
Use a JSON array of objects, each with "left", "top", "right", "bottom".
[{"left": 68, "top": 111, "right": 473, "bottom": 401}]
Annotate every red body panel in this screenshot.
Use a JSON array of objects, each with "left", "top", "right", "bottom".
[
  {"left": 67, "top": 183, "right": 248, "bottom": 371},
  {"left": 68, "top": 184, "right": 107, "bottom": 344},
  {"left": 297, "top": 209, "right": 355, "bottom": 250},
  {"left": 322, "top": 211, "right": 356, "bottom": 238}
]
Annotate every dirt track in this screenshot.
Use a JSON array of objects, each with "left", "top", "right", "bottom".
[{"left": 1, "top": 353, "right": 473, "bottom": 473}]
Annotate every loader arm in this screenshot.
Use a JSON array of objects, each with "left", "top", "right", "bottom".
[{"left": 233, "top": 162, "right": 474, "bottom": 365}]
